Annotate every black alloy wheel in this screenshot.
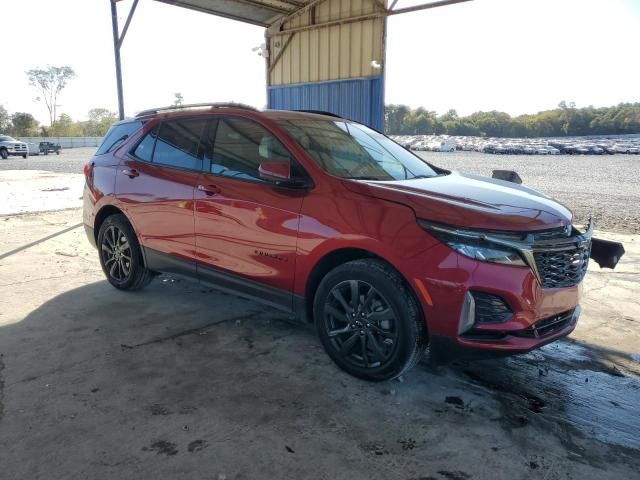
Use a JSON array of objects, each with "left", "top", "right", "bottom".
[
  {"left": 323, "top": 280, "right": 398, "bottom": 369},
  {"left": 101, "top": 224, "right": 133, "bottom": 283},
  {"left": 97, "top": 214, "right": 154, "bottom": 290},
  {"left": 314, "top": 259, "right": 428, "bottom": 381}
]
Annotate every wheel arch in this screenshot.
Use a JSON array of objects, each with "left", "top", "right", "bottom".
[
  {"left": 93, "top": 204, "right": 127, "bottom": 244},
  {"left": 301, "top": 247, "right": 426, "bottom": 332}
]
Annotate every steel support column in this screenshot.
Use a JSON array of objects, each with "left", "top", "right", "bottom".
[{"left": 110, "top": 0, "right": 139, "bottom": 120}]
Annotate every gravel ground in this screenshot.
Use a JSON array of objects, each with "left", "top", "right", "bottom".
[
  {"left": 2, "top": 148, "right": 638, "bottom": 233},
  {"left": 0, "top": 147, "right": 95, "bottom": 174},
  {"left": 418, "top": 151, "right": 640, "bottom": 234}
]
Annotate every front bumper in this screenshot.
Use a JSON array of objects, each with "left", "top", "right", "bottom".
[
  {"left": 407, "top": 242, "right": 584, "bottom": 364},
  {"left": 429, "top": 307, "right": 580, "bottom": 364},
  {"left": 7, "top": 150, "right": 28, "bottom": 156}
]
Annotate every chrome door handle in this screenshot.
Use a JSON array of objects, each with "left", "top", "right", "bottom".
[
  {"left": 197, "top": 184, "right": 220, "bottom": 196},
  {"left": 121, "top": 168, "right": 139, "bottom": 178}
]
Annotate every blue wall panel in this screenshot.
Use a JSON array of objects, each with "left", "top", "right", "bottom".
[{"left": 267, "top": 76, "right": 384, "bottom": 132}]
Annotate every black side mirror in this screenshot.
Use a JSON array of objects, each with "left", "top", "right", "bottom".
[{"left": 492, "top": 170, "right": 522, "bottom": 184}]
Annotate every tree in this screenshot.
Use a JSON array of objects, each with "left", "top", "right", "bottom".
[
  {"left": 439, "top": 109, "right": 459, "bottom": 122},
  {"left": 85, "top": 108, "right": 117, "bottom": 136},
  {"left": 173, "top": 92, "right": 184, "bottom": 106},
  {"left": 26, "top": 65, "right": 76, "bottom": 126},
  {"left": 49, "top": 113, "right": 83, "bottom": 136},
  {"left": 10, "top": 112, "right": 39, "bottom": 136},
  {"left": 0, "top": 105, "right": 10, "bottom": 133}
]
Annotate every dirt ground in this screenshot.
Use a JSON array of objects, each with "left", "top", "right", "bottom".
[{"left": 0, "top": 204, "right": 639, "bottom": 479}]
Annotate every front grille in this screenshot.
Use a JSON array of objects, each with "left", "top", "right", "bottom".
[
  {"left": 533, "top": 244, "right": 590, "bottom": 288},
  {"left": 472, "top": 291, "right": 512, "bottom": 323},
  {"left": 514, "top": 309, "right": 575, "bottom": 338}
]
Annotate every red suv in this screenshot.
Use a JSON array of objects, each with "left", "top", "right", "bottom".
[{"left": 83, "top": 103, "right": 593, "bottom": 381}]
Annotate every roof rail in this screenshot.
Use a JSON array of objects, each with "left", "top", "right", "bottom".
[
  {"left": 293, "top": 109, "right": 344, "bottom": 119},
  {"left": 135, "top": 102, "right": 259, "bottom": 118}
]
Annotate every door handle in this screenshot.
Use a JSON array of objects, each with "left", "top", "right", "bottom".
[
  {"left": 197, "top": 184, "right": 220, "bottom": 196},
  {"left": 121, "top": 168, "right": 139, "bottom": 178}
]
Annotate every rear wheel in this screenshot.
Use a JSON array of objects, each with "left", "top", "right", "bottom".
[
  {"left": 97, "top": 214, "right": 153, "bottom": 290},
  {"left": 314, "top": 259, "right": 427, "bottom": 381}
]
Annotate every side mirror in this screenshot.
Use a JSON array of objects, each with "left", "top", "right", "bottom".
[
  {"left": 259, "top": 161, "right": 291, "bottom": 183},
  {"left": 492, "top": 169, "right": 522, "bottom": 184}
]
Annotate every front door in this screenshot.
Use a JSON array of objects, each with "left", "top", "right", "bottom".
[
  {"left": 194, "top": 116, "right": 305, "bottom": 311},
  {"left": 117, "top": 117, "right": 207, "bottom": 272}
]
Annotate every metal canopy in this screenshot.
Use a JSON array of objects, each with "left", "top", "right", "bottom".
[
  {"left": 110, "top": 0, "right": 472, "bottom": 120},
  {"left": 154, "top": 0, "right": 308, "bottom": 27}
]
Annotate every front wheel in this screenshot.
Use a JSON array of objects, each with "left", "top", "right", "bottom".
[
  {"left": 313, "top": 259, "right": 428, "bottom": 381},
  {"left": 22, "top": 154, "right": 27, "bottom": 159},
  {"left": 97, "top": 214, "right": 153, "bottom": 290},
  {"left": 0, "top": 149, "right": 7, "bottom": 160}
]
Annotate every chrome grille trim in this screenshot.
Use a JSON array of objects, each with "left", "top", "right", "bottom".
[{"left": 424, "top": 219, "right": 593, "bottom": 288}]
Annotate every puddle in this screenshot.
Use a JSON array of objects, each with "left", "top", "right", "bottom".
[{"left": 457, "top": 340, "right": 640, "bottom": 450}]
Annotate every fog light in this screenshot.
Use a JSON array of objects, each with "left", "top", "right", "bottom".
[{"left": 458, "top": 291, "right": 476, "bottom": 335}]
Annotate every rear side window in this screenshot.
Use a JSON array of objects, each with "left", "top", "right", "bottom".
[
  {"left": 96, "top": 121, "right": 143, "bottom": 155},
  {"left": 153, "top": 118, "right": 207, "bottom": 170},
  {"left": 209, "top": 117, "right": 290, "bottom": 181},
  {"left": 132, "top": 125, "right": 158, "bottom": 162}
]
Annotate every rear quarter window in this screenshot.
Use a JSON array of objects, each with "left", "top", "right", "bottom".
[{"left": 96, "top": 121, "right": 144, "bottom": 155}]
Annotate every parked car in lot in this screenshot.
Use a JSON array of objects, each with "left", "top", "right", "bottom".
[
  {"left": 84, "top": 103, "right": 600, "bottom": 381},
  {"left": 39, "top": 141, "right": 62, "bottom": 155},
  {"left": 0, "top": 135, "right": 28, "bottom": 159}
]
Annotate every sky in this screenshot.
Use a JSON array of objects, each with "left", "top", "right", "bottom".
[{"left": 1, "top": 0, "right": 639, "bottom": 125}]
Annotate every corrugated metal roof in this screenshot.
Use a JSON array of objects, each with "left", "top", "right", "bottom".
[{"left": 154, "top": 0, "right": 308, "bottom": 26}]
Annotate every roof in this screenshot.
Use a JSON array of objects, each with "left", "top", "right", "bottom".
[{"left": 154, "top": 0, "right": 308, "bottom": 27}]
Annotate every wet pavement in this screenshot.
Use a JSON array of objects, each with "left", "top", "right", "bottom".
[{"left": 455, "top": 340, "right": 640, "bottom": 451}]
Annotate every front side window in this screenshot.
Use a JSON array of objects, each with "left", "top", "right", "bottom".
[
  {"left": 96, "top": 121, "right": 143, "bottom": 155},
  {"left": 277, "top": 119, "right": 441, "bottom": 180},
  {"left": 153, "top": 118, "right": 207, "bottom": 170},
  {"left": 209, "top": 117, "right": 290, "bottom": 181}
]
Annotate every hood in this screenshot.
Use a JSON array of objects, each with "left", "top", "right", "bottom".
[{"left": 343, "top": 171, "right": 572, "bottom": 231}]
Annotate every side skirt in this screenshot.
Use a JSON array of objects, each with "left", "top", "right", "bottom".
[{"left": 142, "top": 247, "right": 296, "bottom": 315}]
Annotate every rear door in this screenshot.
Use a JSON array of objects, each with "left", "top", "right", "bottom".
[
  {"left": 116, "top": 117, "right": 207, "bottom": 273},
  {"left": 194, "top": 116, "right": 305, "bottom": 310}
]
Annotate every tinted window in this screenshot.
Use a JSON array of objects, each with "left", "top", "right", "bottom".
[
  {"left": 132, "top": 125, "right": 158, "bottom": 162},
  {"left": 278, "top": 119, "right": 440, "bottom": 180},
  {"left": 153, "top": 118, "right": 206, "bottom": 170},
  {"left": 209, "top": 117, "right": 290, "bottom": 181},
  {"left": 96, "top": 121, "right": 143, "bottom": 155}
]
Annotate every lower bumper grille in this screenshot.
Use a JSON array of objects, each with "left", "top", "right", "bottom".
[
  {"left": 472, "top": 291, "right": 512, "bottom": 323},
  {"left": 514, "top": 309, "right": 576, "bottom": 339}
]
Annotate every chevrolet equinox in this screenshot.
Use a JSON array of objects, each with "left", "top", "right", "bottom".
[{"left": 84, "top": 103, "right": 595, "bottom": 381}]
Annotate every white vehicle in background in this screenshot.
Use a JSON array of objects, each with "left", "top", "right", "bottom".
[
  {"left": 0, "top": 135, "right": 29, "bottom": 159},
  {"left": 428, "top": 139, "right": 457, "bottom": 152}
]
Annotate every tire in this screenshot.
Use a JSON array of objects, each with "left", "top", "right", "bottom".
[
  {"left": 0, "top": 149, "right": 7, "bottom": 160},
  {"left": 313, "top": 259, "right": 428, "bottom": 381},
  {"left": 97, "top": 214, "right": 153, "bottom": 291},
  {"left": 56, "top": 151, "right": 60, "bottom": 155},
  {"left": 22, "top": 154, "right": 27, "bottom": 159}
]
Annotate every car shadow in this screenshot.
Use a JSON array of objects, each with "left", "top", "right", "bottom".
[{"left": 0, "top": 276, "right": 639, "bottom": 478}]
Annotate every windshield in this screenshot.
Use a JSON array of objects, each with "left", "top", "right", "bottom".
[
  {"left": 0, "top": 136, "right": 16, "bottom": 142},
  {"left": 277, "top": 119, "right": 441, "bottom": 180}
]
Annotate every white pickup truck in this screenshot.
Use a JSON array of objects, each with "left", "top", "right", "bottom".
[{"left": 0, "top": 135, "right": 29, "bottom": 159}]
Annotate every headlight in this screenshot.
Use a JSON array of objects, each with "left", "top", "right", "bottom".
[{"left": 418, "top": 220, "right": 527, "bottom": 267}]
